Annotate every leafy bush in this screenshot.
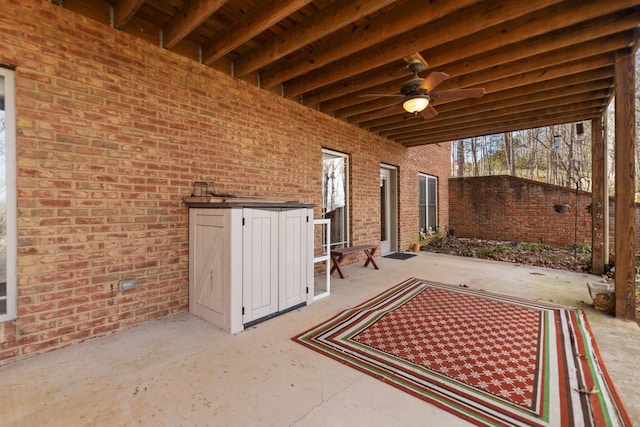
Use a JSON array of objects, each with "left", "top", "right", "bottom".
[{"left": 520, "top": 242, "right": 553, "bottom": 251}]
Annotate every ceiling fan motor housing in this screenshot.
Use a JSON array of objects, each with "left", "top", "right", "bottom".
[
  {"left": 401, "top": 78, "right": 426, "bottom": 96},
  {"left": 402, "top": 61, "right": 427, "bottom": 96}
]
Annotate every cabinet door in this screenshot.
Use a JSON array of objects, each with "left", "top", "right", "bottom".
[
  {"left": 242, "top": 209, "right": 279, "bottom": 323},
  {"left": 190, "top": 210, "right": 229, "bottom": 329},
  {"left": 279, "top": 209, "right": 309, "bottom": 310}
]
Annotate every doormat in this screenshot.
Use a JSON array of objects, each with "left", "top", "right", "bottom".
[
  {"left": 383, "top": 252, "right": 417, "bottom": 260},
  {"left": 293, "top": 278, "right": 631, "bottom": 426}
]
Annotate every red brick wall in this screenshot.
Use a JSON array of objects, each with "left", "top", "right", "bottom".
[
  {"left": 449, "top": 176, "right": 592, "bottom": 245},
  {"left": 398, "top": 143, "right": 451, "bottom": 247},
  {"left": 0, "top": 0, "right": 449, "bottom": 364},
  {"left": 450, "top": 175, "right": 640, "bottom": 253}
]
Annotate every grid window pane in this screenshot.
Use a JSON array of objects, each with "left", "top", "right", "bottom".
[{"left": 418, "top": 174, "right": 437, "bottom": 235}]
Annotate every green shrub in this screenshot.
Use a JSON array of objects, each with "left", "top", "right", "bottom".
[
  {"left": 574, "top": 242, "right": 592, "bottom": 254},
  {"left": 478, "top": 246, "right": 513, "bottom": 258},
  {"left": 520, "top": 242, "right": 552, "bottom": 251}
]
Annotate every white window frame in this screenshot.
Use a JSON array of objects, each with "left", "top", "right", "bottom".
[
  {"left": 418, "top": 173, "right": 438, "bottom": 238},
  {"left": 0, "top": 66, "right": 16, "bottom": 322},
  {"left": 321, "top": 149, "right": 349, "bottom": 249}
]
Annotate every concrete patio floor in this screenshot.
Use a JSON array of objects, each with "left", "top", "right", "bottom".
[{"left": 2, "top": 252, "right": 639, "bottom": 426}]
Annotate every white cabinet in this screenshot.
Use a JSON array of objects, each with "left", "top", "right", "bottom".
[{"left": 188, "top": 204, "right": 314, "bottom": 333}]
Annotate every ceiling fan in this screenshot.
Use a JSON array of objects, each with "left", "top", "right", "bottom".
[{"left": 362, "top": 60, "right": 486, "bottom": 119}]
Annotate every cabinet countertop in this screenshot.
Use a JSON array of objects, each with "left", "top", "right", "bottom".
[{"left": 184, "top": 196, "right": 314, "bottom": 209}]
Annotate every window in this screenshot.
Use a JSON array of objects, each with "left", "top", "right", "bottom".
[
  {"left": 418, "top": 174, "right": 437, "bottom": 238},
  {"left": 0, "top": 66, "right": 16, "bottom": 322},
  {"left": 322, "top": 149, "right": 349, "bottom": 249}
]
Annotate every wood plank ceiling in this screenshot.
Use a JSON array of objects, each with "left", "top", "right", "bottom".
[{"left": 57, "top": 0, "right": 640, "bottom": 146}]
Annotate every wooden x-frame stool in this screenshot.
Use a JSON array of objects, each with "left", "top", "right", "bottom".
[{"left": 330, "top": 244, "right": 379, "bottom": 279}]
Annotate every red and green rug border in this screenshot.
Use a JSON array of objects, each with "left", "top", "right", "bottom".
[{"left": 293, "top": 278, "right": 631, "bottom": 426}]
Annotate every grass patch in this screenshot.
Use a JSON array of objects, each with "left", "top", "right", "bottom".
[{"left": 520, "top": 242, "right": 553, "bottom": 251}]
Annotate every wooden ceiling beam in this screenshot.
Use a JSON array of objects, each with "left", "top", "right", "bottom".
[
  {"left": 370, "top": 77, "right": 613, "bottom": 134},
  {"left": 396, "top": 106, "right": 603, "bottom": 145},
  {"left": 400, "top": 110, "right": 602, "bottom": 146},
  {"left": 361, "top": 90, "right": 609, "bottom": 138},
  {"left": 284, "top": 0, "right": 565, "bottom": 98},
  {"left": 285, "top": 0, "right": 638, "bottom": 99},
  {"left": 357, "top": 74, "right": 611, "bottom": 132},
  {"left": 343, "top": 53, "right": 615, "bottom": 123},
  {"left": 383, "top": 96, "right": 608, "bottom": 140},
  {"left": 304, "top": 62, "right": 407, "bottom": 108},
  {"left": 400, "top": 110, "right": 601, "bottom": 145},
  {"left": 379, "top": 87, "right": 612, "bottom": 138},
  {"left": 113, "top": 0, "right": 145, "bottom": 30},
  {"left": 417, "top": 7, "right": 640, "bottom": 84},
  {"left": 162, "top": 0, "right": 229, "bottom": 50},
  {"left": 233, "top": 0, "right": 396, "bottom": 77},
  {"left": 312, "top": 9, "right": 640, "bottom": 113},
  {"left": 259, "top": 0, "right": 483, "bottom": 90},
  {"left": 432, "top": 39, "right": 623, "bottom": 95},
  {"left": 336, "top": 97, "right": 403, "bottom": 121},
  {"left": 328, "top": 26, "right": 631, "bottom": 117},
  {"left": 365, "top": 67, "right": 615, "bottom": 130},
  {"left": 403, "top": 94, "right": 607, "bottom": 132},
  {"left": 60, "top": 0, "right": 640, "bottom": 147},
  {"left": 201, "top": 0, "right": 313, "bottom": 65}
]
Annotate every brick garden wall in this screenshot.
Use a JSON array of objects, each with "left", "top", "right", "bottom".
[
  {"left": 0, "top": 0, "right": 450, "bottom": 364},
  {"left": 449, "top": 176, "right": 592, "bottom": 245},
  {"left": 450, "top": 175, "right": 640, "bottom": 254}
]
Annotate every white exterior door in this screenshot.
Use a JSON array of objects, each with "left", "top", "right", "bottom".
[{"left": 380, "top": 166, "right": 398, "bottom": 254}]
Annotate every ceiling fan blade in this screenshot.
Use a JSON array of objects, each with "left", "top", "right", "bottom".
[
  {"left": 432, "top": 88, "right": 486, "bottom": 99},
  {"left": 421, "top": 105, "right": 438, "bottom": 119},
  {"left": 419, "top": 72, "right": 449, "bottom": 92},
  {"left": 360, "top": 93, "right": 404, "bottom": 98}
]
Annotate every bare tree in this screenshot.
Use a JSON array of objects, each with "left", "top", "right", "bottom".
[
  {"left": 452, "top": 122, "right": 593, "bottom": 191},
  {"left": 504, "top": 132, "right": 515, "bottom": 176},
  {"left": 456, "top": 140, "right": 464, "bottom": 177},
  {"left": 466, "top": 138, "right": 474, "bottom": 176},
  {"left": 450, "top": 49, "right": 640, "bottom": 201}
]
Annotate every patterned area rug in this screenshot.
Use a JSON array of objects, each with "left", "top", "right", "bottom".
[{"left": 293, "top": 278, "right": 631, "bottom": 426}]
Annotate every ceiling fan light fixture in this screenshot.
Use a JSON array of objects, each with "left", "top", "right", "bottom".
[{"left": 403, "top": 96, "right": 429, "bottom": 113}]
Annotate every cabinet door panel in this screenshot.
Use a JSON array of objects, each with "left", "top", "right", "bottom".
[
  {"left": 190, "top": 211, "right": 228, "bottom": 328},
  {"left": 279, "top": 209, "right": 308, "bottom": 309},
  {"left": 242, "top": 209, "right": 279, "bottom": 323}
]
